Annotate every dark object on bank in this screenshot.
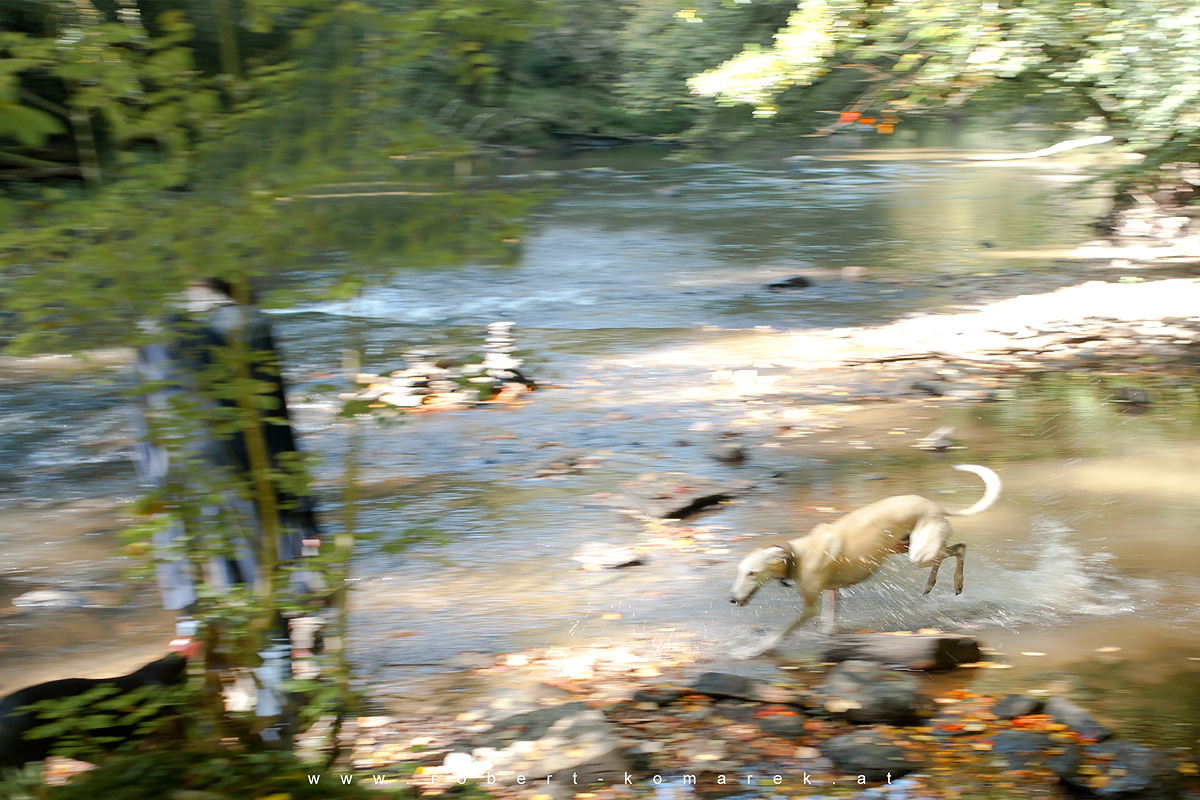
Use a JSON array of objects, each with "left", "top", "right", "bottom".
[
  {"left": 0, "top": 654, "right": 186, "bottom": 769},
  {"left": 619, "top": 474, "right": 752, "bottom": 519},
  {"left": 766, "top": 276, "right": 812, "bottom": 292},
  {"left": 819, "top": 632, "right": 981, "bottom": 671},
  {"left": 1111, "top": 386, "right": 1152, "bottom": 405}
]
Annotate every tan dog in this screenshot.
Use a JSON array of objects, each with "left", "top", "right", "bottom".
[{"left": 729, "top": 464, "right": 1001, "bottom": 656}]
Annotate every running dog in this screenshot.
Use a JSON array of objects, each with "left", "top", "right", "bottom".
[{"left": 729, "top": 464, "right": 1001, "bottom": 656}]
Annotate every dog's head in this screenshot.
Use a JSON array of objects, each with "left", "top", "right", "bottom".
[{"left": 730, "top": 545, "right": 791, "bottom": 606}]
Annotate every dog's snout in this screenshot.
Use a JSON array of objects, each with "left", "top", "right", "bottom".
[{"left": 729, "top": 597, "right": 737, "bottom": 604}]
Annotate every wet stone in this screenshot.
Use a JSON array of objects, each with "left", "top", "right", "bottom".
[
  {"left": 991, "top": 694, "right": 1044, "bottom": 720},
  {"left": 1052, "top": 740, "right": 1181, "bottom": 800},
  {"left": 756, "top": 710, "right": 807, "bottom": 737},
  {"left": 813, "top": 660, "right": 923, "bottom": 725},
  {"left": 629, "top": 686, "right": 685, "bottom": 708},
  {"left": 991, "top": 730, "right": 1054, "bottom": 770},
  {"left": 820, "top": 729, "right": 925, "bottom": 782},
  {"left": 1044, "top": 696, "right": 1112, "bottom": 742},
  {"left": 689, "top": 672, "right": 756, "bottom": 701}
]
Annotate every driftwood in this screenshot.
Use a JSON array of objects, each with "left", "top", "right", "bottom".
[{"left": 820, "top": 633, "right": 980, "bottom": 671}]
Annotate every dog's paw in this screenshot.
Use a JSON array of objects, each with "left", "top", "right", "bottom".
[{"left": 729, "top": 633, "right": 779, "bottom": 660}]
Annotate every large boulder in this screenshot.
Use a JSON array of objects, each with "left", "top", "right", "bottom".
[{"left": 813, "top": 661, "right": 923, "bottom": 725}]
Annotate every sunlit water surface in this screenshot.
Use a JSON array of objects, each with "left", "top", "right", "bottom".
[{"left": 3, "top": 134, "right": 1199, "bottom": 746}]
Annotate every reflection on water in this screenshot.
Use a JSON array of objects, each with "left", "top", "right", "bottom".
[{"left": 2, "top": 143, "right": 1198, "bottom": 748}]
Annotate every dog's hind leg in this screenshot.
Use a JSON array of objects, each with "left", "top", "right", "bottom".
[
  {"left": 922, "top": 541, "right": 967, "bottom": 595},
  {"left": 923, "top": 562, "right": 941, "bottom": 595},
  {"left": 909, "top": 514, "right": 952, "bottom": 567},
  {"left": 948, "top": 542, "right": 966, "bottom": 594}
]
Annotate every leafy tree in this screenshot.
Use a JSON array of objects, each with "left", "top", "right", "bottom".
[{"left": 690, "top": 0, "right": 1200, "bottom": 181}]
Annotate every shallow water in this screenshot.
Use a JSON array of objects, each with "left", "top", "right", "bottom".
[{"left": 3, "top": 134, "right": 1199, "bottom": 748}]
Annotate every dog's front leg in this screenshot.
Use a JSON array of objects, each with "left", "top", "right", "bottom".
[
  {"left": 734, "top": 596, "right": 821, "bottom": 659},
  {"left": 820, "top": 589, "right": 837, "bottom": 635}
]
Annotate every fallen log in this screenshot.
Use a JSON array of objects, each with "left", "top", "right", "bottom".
[{"left": 820, "top": 633, "right": 981, "bottom": 671}]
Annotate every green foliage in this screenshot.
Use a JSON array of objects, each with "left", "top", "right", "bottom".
[
  {"left": 692, "top": 0, "right": 1200, "bottom": 172},
  {"left": 40, "top": 748, "right": 387, "bottom": 799},
  {"left": 20, "top": 683, "right": 191, "bottom": 765}
]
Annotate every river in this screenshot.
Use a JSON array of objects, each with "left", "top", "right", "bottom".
[{"left": 2, "top": 131, "right": 1198, "bottom": 748}]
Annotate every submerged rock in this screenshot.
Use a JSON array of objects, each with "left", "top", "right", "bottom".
[{"left": 766, "top": 276, "right": 813, "bottom": 292}]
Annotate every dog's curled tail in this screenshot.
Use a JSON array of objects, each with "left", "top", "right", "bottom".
[{"left": 945, "top": 464, "right": 1002, "bottom": 517}]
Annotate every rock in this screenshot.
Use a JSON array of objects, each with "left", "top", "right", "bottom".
[
  {"left": 654, "top": 186, "right": 682, "bottom": 198},
  {"left": 619, "top": 475, "right": 752, "bottom": 519},
  {"left": 629, "top": 687, "right": 685, "bottom": 708},
  {"left": 1044, "top": 696, "right": 1112, "bottom": 742},
  {"left": 820, "top": 729, "right": 925, "bottom": 782},
  {"left": 820, "top": 633, "right": 981, "bottom": 671},
  {"left": 756, "top": 710, "right": 807, "bottom": 737},
  {"left": 686, "top": 673, "right": 804, "bottom": 706},
  {"left": 813, "top": 661, "right": 923, "bottom": 725},
  {"left": 1111, "top": 387, "right": 1152, "bottom": 404},
  {"left": 991, "top": 694, "right": 1045, "bottom": 720},
  {"left": 991, "top": 730, "right": 1053, "bottom": 770},
  {"left": 1052, "top": 740, "right": 1181, "bottom": 799},
  {"left": 689, "top": 672, "right": 756, "bottom": 701},
  {"left": 471, "top": 683, "right": 577, "bottom": 722},
  {"left": 571, "top": 543, "right": 644, "bottom": 570},
  {"left": 11, "top": 589, "right": 91, "bottom": 608},
  {"left": 447, "top": 702, "right": 628, "bottom": 792},
  {"left": 709, "top": 699, "right": 758, "bottom": 724},
  {"left": 707, "top": 442, "right": 746, "bottom": 465},
  {"left": 766, "top": 276, "right": 813, "bottom": 292},
  {"left": 915, "top": 426, "right": 956, "bottom": 451}
]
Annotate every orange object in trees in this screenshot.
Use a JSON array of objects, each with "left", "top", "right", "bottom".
[{"left": 838, "top": 111, "right": 860, "bottom": 124}]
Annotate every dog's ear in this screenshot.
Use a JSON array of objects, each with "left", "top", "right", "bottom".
[{"left": 808, "top": 523, "right": 842, "bottom": 572}]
